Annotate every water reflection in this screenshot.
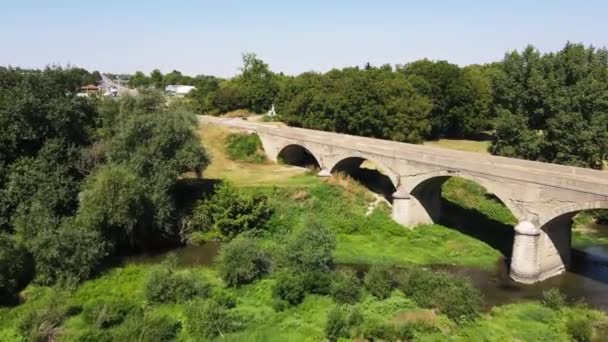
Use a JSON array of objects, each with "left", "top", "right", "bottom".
[{"left": 124, "top": 243, "right": 221, "bottom": 267}]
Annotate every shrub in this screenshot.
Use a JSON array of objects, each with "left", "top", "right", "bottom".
[
  {"left": 566, "top": 315, "right": 592, "bottom": 342},
  {"left": 541, "top": 288, "right": 566, "bottom": 310},
  {"left": 190, "top": 182, "right": 273, "bottom": 240},
  {"left": 76, "top": 329, "right": 113, "bottom": 342},
  {"left": 364, "top": 265, "right": 395, "bottom": 299},
  {"left": 330, "top": 270, "right": 362, "bottom": 304},
  {"left": 18, "top": 302, "right": 70, "bottom": 342},
  {"left": 217, "top": 237, "right": 271, "bottom": 286},
  {"left": 325, "top": 306, "right": 350, "bottom": 342},
  {"left": 113, "top": 314, "right": 181, "bottom": 342},
  {"left": 225, "top": 133, "right": 266, "bottom": 163},
  {"left": 286, "top": 220, "right": 336, "bottom": 273},
  {"left": 302, "top": 270, "right": 333, "bottom": 295},
  {"left": 272, "top": 272, "right": 307, "bottom": 310},
  {"left": 186, "top": 299, "right": 239, "bottom": 339},
  {"left": 144, "top": 266, "right": 209, "bottom": 304},
  {"left": 400, "top": 269, "right": 483, "bottom": 323},
  {"left": 82, "top": 299, "right": 140, "bottom": 329},
  {"left": 211, "top": 288, "right": 238, "bottom": 308},
  {"left": 361, "top": 320, "right": 439, "bottom": 341}
]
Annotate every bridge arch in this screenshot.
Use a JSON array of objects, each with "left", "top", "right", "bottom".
[
  {"left": 404, "top": 170, "right": 525, "bottom": 223},
  {"left": 277, "top": 144, "right": 321, "bottom": 169},
  {"left": 541, "top": 201, "right": 608, "bottom": 229},
  {"left": 325, "top": 154, "right": 401, "bottom": 189}
]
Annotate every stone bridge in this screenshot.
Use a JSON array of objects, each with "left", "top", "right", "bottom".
[{"left": 199, "top": 116, "right": 608, "bottom": 284}]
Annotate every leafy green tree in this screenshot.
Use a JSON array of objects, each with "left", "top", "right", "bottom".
[
  {"left": 191, "top": 182, "right": 272, "bottom": 240},
  {"left": 150, "top": 69, "right": 164, "bottom": 89},
  {"left": 128, "top": 71, "right": 150, "bottom": 88},
  {"left": 217, "top": 237, "right": 271, "bottom": 286},
  {"left": 240, "top": 53, "right": 279, "bottom": 113},
  {"left": 286, "top": 220, "right": 336, "bottom": 273}
]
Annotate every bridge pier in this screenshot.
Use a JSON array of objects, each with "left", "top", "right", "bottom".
[
  {"left": 509, "top": 221, "right": 570, "bottom": 284},
  {"left": 391, "top": 188, "right": 435, "bottom": 227}
]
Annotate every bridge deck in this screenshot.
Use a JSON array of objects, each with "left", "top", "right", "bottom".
[{"left": 199, "top": 116, "right": 608, "bottom": 192}]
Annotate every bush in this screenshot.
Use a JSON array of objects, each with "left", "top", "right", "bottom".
[
  {"left": 272, "top": 272, "right": 307, "bottom": 310},
  {"left": 113, "top": 314, "right": 181, "bottom": 342},
  {"left": 144, "top": 265, "right": 209, "bottom": 304},
  {"left": 186, "top": 299, "right": 239, "bottom": 339},
  {"left": 225, "top": 133, "right": 266, "bottom": 163},
  {"left": 286, "top": 220, "right": 336, "bottom": 273},
  {"left": 18, "top": 301, "right": 71, "bottom": 342},
  {"left": 82, "top": 299, "right": 140, "bottom": 329},
  {"left": 302, "top": 270, "right": 333, "bottom": 295},
  {"left": 566, "top": 315, "right": 592, "bottom": 342},
  {"left": 361, "top": 320, "right": 439, "bottom": 341},
  {"left": 364, "top": 265, "right": 395, "bottom": 299},
  {"left": 217, "top": 237, "right": 271, "bottom": 286},
  {"left": 325, "top": 306, "right": 350, "bottom": 342},
  {"left": 330, "top": 270, "right": 362, "bottom": 304},
  {"left": 400, "top": 269, "right": 483, "bottom": 323},
  {"left": 541, "top": 288, "right": 566, "bottom": 310},
  {"left": 211, "top": 288, "right": 238, "bottom": 308},
  {"left": 190, "top": 182, "right": 273, "bottom": 240}
]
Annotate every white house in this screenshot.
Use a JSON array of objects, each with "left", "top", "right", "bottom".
[{"left": 165, "top": 85, "right": 196, "bottom": 96}]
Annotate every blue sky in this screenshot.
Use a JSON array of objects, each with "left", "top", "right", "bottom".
[{"left": 1, "top": 0, "right": 607, "bottom": 77}]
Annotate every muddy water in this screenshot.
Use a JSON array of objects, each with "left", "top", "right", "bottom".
[{"left": 124, "top": 242, "right": 608, "bottom": 311}]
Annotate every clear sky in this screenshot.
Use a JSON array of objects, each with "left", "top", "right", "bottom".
[{"left": 2, "top": 0, "right": 607, "bottom": 77}]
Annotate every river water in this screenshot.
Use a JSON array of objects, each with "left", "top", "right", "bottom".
[{"left": 125, "top": 241, "right": 608, "bottom": 311}]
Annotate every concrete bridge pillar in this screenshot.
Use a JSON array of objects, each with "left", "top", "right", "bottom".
[
  {"left": 317, "top": 168, "right": 332, "bottom": 177},
  {"left": 509, "top": 221, "right": 542, "bottom": 284},
  {"left": 391, "top": 187, "right": 435, "bottom": 227},
  {"left": 509, "top": 218, "right": 572, "bottom": 284}
]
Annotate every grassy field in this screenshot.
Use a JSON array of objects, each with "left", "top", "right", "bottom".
[
  {"left": 1, "top": 123, "right": 606, "bottom": 341},
  {"left": 423, "top": 139, "right": 490, "bottom": 154}
]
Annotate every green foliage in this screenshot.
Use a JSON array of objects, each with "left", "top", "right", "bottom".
[
  {"left": 17, "top": 297, "right": 75, "bottom": 342},
  {"left": 217, "top": 237, "right": 271, "bottom": 286},
  {"left": 144, "top": 263, "right": 209, "bottom": 304},
  {"left": 325, "top": 305, "right": 350, "bottom": 341},
  {"left": 360, "top": 319, "right": 439, "bottom": 341},
  {"left": 14, "top": 208, "right": 108, "bottom": 286},
  {"left": 541, "top": 288, "right": 567, "bottom": 310},
  {"left": 330, "top": 270, "right": 362, "bottom": 304},
  {"left": 191, "top": 182, "right": 273, "bottom": 240},
  {"left": 302, "top": 270, "right": 333, "bottom": 295},
  {"left": 565, "top": 315, "right": 593, "bottom": 342},
  {"left": 186, "top": 298, "right": 240, "bottom": 339},
  {"left": 113, "top": 313, "right": 181, "bottom": 342},
  {"left": 490, "top": 43, "right": 608, "bottom": 168},
  {"left": 286, "top": 220, "right": 336, "bottom": 273},
  {"left": 82, "top": 299, "right": 140, "bottom": 329},
  {"left": 277, "top": 66, "right": 433, "bottom": 143},
  {"left": 364, "top": 265, "right": 395, "bottom": 300},
  {"left": 225, "top": 132, "right": 266, "bottom": 163},
  {"left": 272, "top": 271, "right": 307, "bottom": 309},
  {"left": 399, "top": 268, "right": 483, "bottom": 323},
  {"left": 0, "top": 233, "right": 32, "bottom": 306}
]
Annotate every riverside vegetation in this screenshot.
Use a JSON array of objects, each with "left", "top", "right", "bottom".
[
  {"left": 1, "top": 46, "right": 608, "bottom": 341},
  {"left": 2, "top": 115, "right": 607, "bottom": 340}
]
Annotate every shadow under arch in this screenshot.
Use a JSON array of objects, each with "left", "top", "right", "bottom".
[
  {"left": 542, "top": 205, "right": 608, "bottom": 284},
  {"left": 410, "top": 175, "right": 517, "bottom": 258},
  {"left": 330, "top": 157, "right": 397, "bottom": 201},
  {"left": 277, "top": 144, "right": 320, "bottom": 169}
]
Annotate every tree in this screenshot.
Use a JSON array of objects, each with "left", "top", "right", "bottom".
[
  {"left": 128, "top": 71, "right": 150, "bottom": 88},
  {"left": 286, "top": 220, "right": 336, "bottom": 272},
  {"left": 0, "top": 233, "right": 32, "bottom": 306},
  {"left": 150, "top": 69, "right": 164, "bottom": 89},
  {"left": 217, "top": 237, "right": 271, "bottom": 286},
  {"left": 240, "top": 53, "right": 279, "bottom": 113}
]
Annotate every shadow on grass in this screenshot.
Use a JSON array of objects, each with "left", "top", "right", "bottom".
[{"left": 438, "top": 199, "right": 515, "bottom": 259}]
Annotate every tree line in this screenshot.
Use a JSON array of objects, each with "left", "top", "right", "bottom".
[{"left": 153, "top": 43, "right": 605, "bottom": 169}]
